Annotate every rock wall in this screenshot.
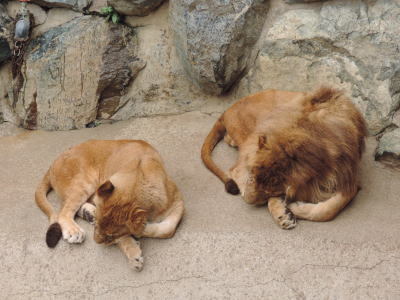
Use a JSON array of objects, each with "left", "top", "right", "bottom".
[
  {"left": 236, "top": 0, "right": 400, "bottom": 136},
  {"left": 15, "top": 16, "right": 144, "bottom": 130},
  {"left": 0, "top": 0, "right": 399, "bottom": 165}
]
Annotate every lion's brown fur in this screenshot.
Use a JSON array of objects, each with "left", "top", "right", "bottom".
[{"left": 201, "top": 87, "right": 367, "bottom": 223}]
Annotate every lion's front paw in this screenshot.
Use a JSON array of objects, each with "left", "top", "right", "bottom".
[
  {"left": 80, "top": 203, "right": 96, "bottom": 225},
  {"left": 276, "top": 209, "right": 297, "bottom": 230},
  {"left": 129, "top": 255, "right": 144, "bottom": 272},
  {"left": 59, "top": 220, "right": 85, "bottom": 243}
]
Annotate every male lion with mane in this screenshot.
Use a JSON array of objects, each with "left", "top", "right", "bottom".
[
  {"left": 35, "top": 140, "right": 184, "bottom": 271},
  {"left": 201, "top": 87, "right": 367, "bottom": 229}
]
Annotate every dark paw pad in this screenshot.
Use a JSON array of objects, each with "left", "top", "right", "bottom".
[{"left": 225, "top": 179, "right": 240, "bottom": 195}]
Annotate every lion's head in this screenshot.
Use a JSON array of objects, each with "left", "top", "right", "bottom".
[
  {"left": 243, "top": 135, "right": 291, "bottom": 204},
  {"left": 93, "top": 180, "right": 147, "bottom": 245},
  {"left": 243, "top": 129, "right": 330, "bottom": 205}
]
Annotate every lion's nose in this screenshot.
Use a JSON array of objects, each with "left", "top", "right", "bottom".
[
  {"left": 93, "top": 233, "right": 103, "bottom": 244},
  {"left": 93, "top": 228, "right": 104, "bottom": 244}
]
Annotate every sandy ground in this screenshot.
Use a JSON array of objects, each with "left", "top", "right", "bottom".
[{"left": 0, "top": 111, "right": 399, "bottom": 299}]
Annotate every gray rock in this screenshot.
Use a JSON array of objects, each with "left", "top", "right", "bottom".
[
  {"left": 375, "top": 128, "right": 400, "bottom": 168},
  {"left": 0, "top": 4, "right": 12, "bottom": 64},
  {"left": 108, "top": 0, "right": 165, "bottom": 16},
  {"left": 33, "top": 8, "right": 82, "bottom": 38},
  {"left": 31, "top": 0, "right": 92, "bottom": 11},
  {"left": 236, "top": 0, "right": 400, "bottom": 135},
  {"left": 170, "top": 0, "right": 269, "bottom": 95},
  {"left": 13, "top": 16, "right": 144, "bottom": 130},
  {"left": 0, "top": 38, "right": 11, "bottom": 64},
  {"left": 284, "top": 0, "right": 325, "bottom": 3}
]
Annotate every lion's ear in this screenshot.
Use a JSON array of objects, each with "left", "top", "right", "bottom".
[
  {"left": 97, "top": 180, "right": 114, "bottom": 199},
  {"left": 127, "top": 208, "right": 147, "bottom": 236},
  {"left": 258, "top": 135, "right": 268, "bottom": 149}
]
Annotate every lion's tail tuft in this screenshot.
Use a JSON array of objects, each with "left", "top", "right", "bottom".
[
  {"left": 35, "top": 170, "right": 61, "bottom": 248},
  {"left": 201, "top": 118, "right": 240, "bottom": 194},
  {"left": 46, "top": 223, "right": 62, "bottom": 248}
]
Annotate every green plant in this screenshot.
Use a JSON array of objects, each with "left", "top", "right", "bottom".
[{"left": 100, "top": 6, "right": 120, "bottom": 24}]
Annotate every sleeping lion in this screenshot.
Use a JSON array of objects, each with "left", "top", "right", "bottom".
[
  {"left": 35, "top": 140, "right": 184, "bottom": 271},
  {"left": 201, "top": 87, "right": 367, "bottom": 229}
]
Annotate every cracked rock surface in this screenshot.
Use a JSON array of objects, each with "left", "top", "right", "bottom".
[
  {"left": 13, "top": 16, "right": 144, "bottom": 130},
  {"left": 171, "top": 0, "right": 270, "bottom": 95},
  {"left": 237, "top": 0, "right": 400, "bottom": 135},
  {"left": 1, "top": 112, "right": 400, "bottom": 298}
]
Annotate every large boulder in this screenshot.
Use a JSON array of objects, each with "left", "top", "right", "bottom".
[
  {"left": 31, "top": 0, "right": 92, "bottom": 11},
  {"left": 236, "top": 0, "right": 400, "bottom": 135},
  {"left": 108, "top": 0, "right": 165, "bottom": 16},
  {"left": 13, "top": 16, "right": 144, "bottom": 130},
  {"left": 170, "top": 0, "right": 269, "bottom": 95}
]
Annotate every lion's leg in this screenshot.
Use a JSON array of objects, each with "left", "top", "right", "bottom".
[
  {"left": 288, "top": 192, "right": 354, "bottom": 222},
  {"left": 143, "top": 190, "right": 184, "bottom": 239},
  {"left": 117, "top": 236, "right": 144, "bottom": 272},
  {"left": 76, "top": 202, "right": 96, "bottom": 225},
  {"left": 58, "top": 185, "right": 95, "bottom": 244},
  {"left": 224, "top": 134, "right": 237, "bottom": 147},
  {"left": 268, "top": 197, "right": 297, "bottom": 230}
]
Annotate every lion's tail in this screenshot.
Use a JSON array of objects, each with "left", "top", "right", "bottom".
[
  {"left": 35, "top": 170, "right": 62, "bottom": 248},
  {"left": 201, "top": 117, "right": 240, "bottom": 195}
]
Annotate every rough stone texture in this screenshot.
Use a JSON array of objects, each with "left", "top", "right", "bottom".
[
  {"left": 6, "top": 1, "right": 48, "bottom": 26},
  {"left": 89, "top": 0, "right": 108, "bottom": 12},
  {"left": 0, "top": 65, "right": 21, "bottom": 126},
  {"left": 284, "top": 0, "right": 325, "bottom": 3},
  {"left": 108, "top": 0, "right": 165, "bottom": 16},
  {"left": 0, "top": 113, "right": 400, "bottom": 298},
  {"left": 0, "top": 37, "right": 10, "bottom": 64},
  {"left": 14, "top": 16, "right": 144, "bottom": 130},
  {"left": 0, "top": 7, "right": 13, "bottom": 124},
  {"left": 112, "top": 2, "right": 236, "bottom": 121},
  {"left": 0, "top": 3, "right": 12, "bottom": 64},
  {"left": 375, "top": 128, "right": 400, "bottom": 168},
  {"left": 236, "top": 0, "right": 400, "bottom": 135},
  {"left": 33, "top": 8, "right": 82, "bottom": 37},
  {"left": 0, "top": 62, "right": 20, "bottom": 125},
  {"left": 170, "top": 0, "right": 269, "bottom": 95},
  {"left": 31, "top": 0, "right": 92, "bottom": 11}
]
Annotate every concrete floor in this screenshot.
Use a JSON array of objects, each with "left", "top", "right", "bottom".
[{"left": 1, "top": 111, "right": 399, "bottom": 299}]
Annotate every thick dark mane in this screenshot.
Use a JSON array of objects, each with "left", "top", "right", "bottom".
[{"left": 256, "top": 87, "right": 367, "bottom": 202}]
